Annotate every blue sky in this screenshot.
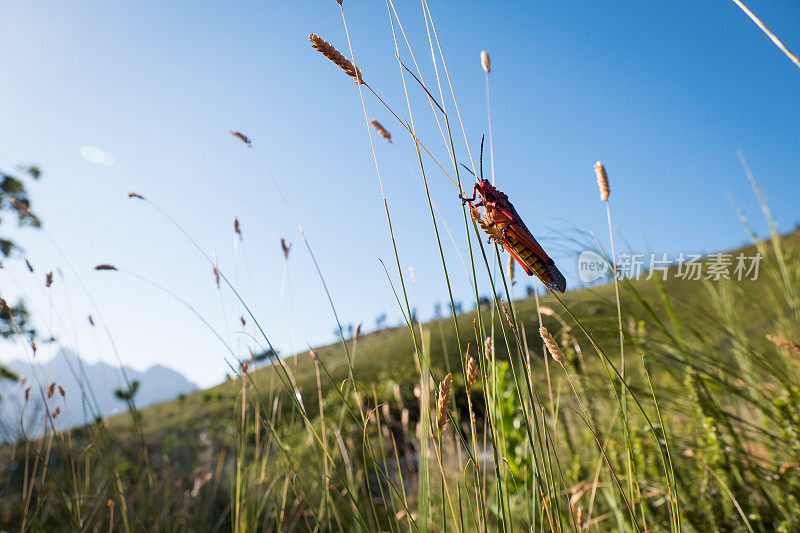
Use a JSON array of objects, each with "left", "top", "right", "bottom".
[{"left": 1, "top": 1, "right": 798, "bottom": 387}]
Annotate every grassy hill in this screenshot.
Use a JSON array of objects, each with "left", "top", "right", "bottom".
[
  {"left": 130, "top": 230, "right": 800, "bottom": 438},
  {"left": 6, "top": 228, "right": 799, "bottom": 531}
]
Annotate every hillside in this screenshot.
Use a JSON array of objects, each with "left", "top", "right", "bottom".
[
  {"left": 125, "top": 229, "right": 800, "bottom": 439},
  {"left": 5, "top": 228, "right": 799, "bottom": 531}
]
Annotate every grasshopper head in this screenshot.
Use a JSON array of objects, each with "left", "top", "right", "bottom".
[{"left": 475, "top": 178, "right": 492, "bottom": 196}]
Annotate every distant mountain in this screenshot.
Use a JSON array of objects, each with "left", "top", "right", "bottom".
[{"left": 0, "top": 349, "right": 197, "bottom": 439}]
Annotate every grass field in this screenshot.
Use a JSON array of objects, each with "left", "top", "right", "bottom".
[
  {"left": 2, "top": 4, "right": 800, "bottom": 531},
  {"left": 2, "top": 222, "right": 798, "bottom": 531}
]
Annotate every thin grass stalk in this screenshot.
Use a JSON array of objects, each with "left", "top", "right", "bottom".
[
  {"left": 382, "top": 0, "right": 469, "bottom": 377},
  {"left": 598, "top": 162, "right": 636, "bottom": 521},
  {"left": 459, "top": 215, "right": 500, "bottom": 531},
  {"left": 132, "top": 198, "right": 339, "bottom": 455},
  {"left": 548, "top": 289, "right": 682, "bottom": 531},
  {"left": 4, "top": 301, "right": 106, "bottom": 528},
  {"left": 389, "top": 432, "right": 412, "bottom": 531},
  {"left": 389, "top": 142, "right": 471, "bottom": 280},
  {"left": 421, "top": 0, "right": 478, "bottom": 171},
  {"left": 464, "top": 356, "right": 487, "bottom": 532},
  {"left": 544, "top": 328, "right": 638, "bottom": 526},
  {"left": 419, "top": 338, "right": 432, "bottom": 527},
  {"left": 312, "top": 352, "right": 330, "bottom": 522},
  {"left": 500, "top": 301, "right": 563, "bottom": 528},
  {"left": 484, "top": 235, "right": 569, "bottom": 523},
  {"left": 359, "top": 412, "right": 386, "bottom": 531},
  {"left": 333, "top": 12, "right": 432, "bottom": 400},
  {"left": 481, "top": 51, "right": 495, "bottom": 184},
  {"left": 467, "top": 221, "right": 553, "bottom": 529},
  {"left": 106, "top": 473, "right": 129, "bottom": 533},
  {"left": 249, "top": 148, "right": 361, "bottom": 396},
  {"left": 253, "top": 363, "right": 371, "bottom": 526},
  {"left": 418, "top": 39, "right": 517, "bottom": 525},
  {"left": 234, "top": 370, "right": 246, "bottom": 531},
  {"left": 585, "top": 406, "right": 621, "bottom": 527},
  {"left": 376, "top": 11, "right": 502, "bottom": 529},
  {"left": 373, "top": 394, "right": 401, "bottom": 524},
  {"left": 738, "top": 152, "right": 799, "bottom": 322},
  {"left": 730, "top": 0, "right": 800, "bottom": 69},
  {"left": 384, "top": 15, "right": 539, "bottom": 524},
  {"left": 383, "top": 0, "right": 457, "bottom": 169},
  {"left": 40, "top": 230, "right": 155, "bottom": 492},
  {"left": 642, "top": 355, "right": 680, "bottom": 532},
  {"left": 471, "top": 236, "right": 559, "bottom": 527},
  {"left": 572, "top": 407, "right": 639, "bottom": 531},
  {"left": 431, "top": 423, "right": 459, "bottom": 532}
]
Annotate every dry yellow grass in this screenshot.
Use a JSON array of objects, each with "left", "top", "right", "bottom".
[
  {"left": 466, "top": 356, "right": 479, "bottom": 392},
  {"left": 540, "top": 326, "right": 565, "bottom": 365},
  {"left": 594, "top": 161, "right": 610, "bottom": 201},
  {"left": 309, "top": 33, "right": 363, "bottom": 84},
  {"left": 436, "top": 373, "right": 452, "bottom": 431},
  {"left": 767, "top": 334, "right": 800, "bottom": 353},
  {"left": 370, "top": 119, "right": 391, "bottom": 142}
]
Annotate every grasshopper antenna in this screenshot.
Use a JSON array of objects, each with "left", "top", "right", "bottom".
[
  {"left": 460, "top": 163, "right": 475, "bottom": 177},
  {"left": 480, "top": 135, "right": 485, "bottom": 180}
]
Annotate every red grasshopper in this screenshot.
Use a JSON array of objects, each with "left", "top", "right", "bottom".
[{"left": 461, "top": 141, "right": 566, "bottom": 293}]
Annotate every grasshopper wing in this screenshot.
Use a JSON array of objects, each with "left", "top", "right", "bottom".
[{"left": 503, "top": 207, "right": 566, "bottom": 293}]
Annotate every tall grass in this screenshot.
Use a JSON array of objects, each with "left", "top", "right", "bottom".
[{"left": 1, "top": 4, "right": 799, "bottom": 532}]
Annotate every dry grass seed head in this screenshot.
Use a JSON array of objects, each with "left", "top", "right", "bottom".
[
  {"left": 10, "top": 198, "right": 30, "bottom": 215},
  {"left": 767, "top": 334, "right": 800, "bottom": 353},
  {"left": 234, "top": 217, "right": 242, "bottom": 240},
  {"left": 481, "top": 50, "right": 490, "bottom": 73},
  {"left": 128, "top": 192, "right": 144, "bottom": 200},
  {"left": 58, "top": 385, "right": 65, "bottom": 397},
  {"left": 52, "top": 407, "right": 61, "bottom": 419},
  {"left": 594, "top": 161, "right": 610, "bottom": 201},
  {"left": 230, "top": 131, "right": 251, "bottom": 145},
  {"left": 437, "top": 373, "right": 452, "bottom": 431},
  {"left": 466, "top": 355, "right": 479, "bottom": 392},
  {"left": 47, "top": 382, "right": 56, "bottom": 399},
  {"left": 280, "top": 237, "right": 292, "bottom": 260},
  {"left": 540, "top": 326, "right": 565, "bottom": 365},
  {"left": 309, "top": 33, "right": 363, "bottom": 84},
  {"left": 500, "top": 300, "right": 516, "bottom": 333},
  {"left": 45, "top": 271, "right": 53, "bottom": 288},
  {"left": 25, "top": 259, "right": 34, "bottom": 272},
  {"left": 94, "top": 264, "right": 117, "bottom": 271},
  {"left": 370, "top": 119, "right": 392, "bottom": 142},
  {"left": 484, "top": 336, "right": 493, "bottom": 359},
  {"left": 507, "top": 255, "right": 515, "bottom": 285}
]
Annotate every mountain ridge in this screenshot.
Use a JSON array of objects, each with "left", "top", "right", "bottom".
[{"left": 0, "top": 348, "right": 197, "bottom": 438}]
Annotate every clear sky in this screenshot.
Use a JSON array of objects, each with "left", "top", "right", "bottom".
[{"left": 1, "top": 1, "right": 798, "bottom": 387}]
